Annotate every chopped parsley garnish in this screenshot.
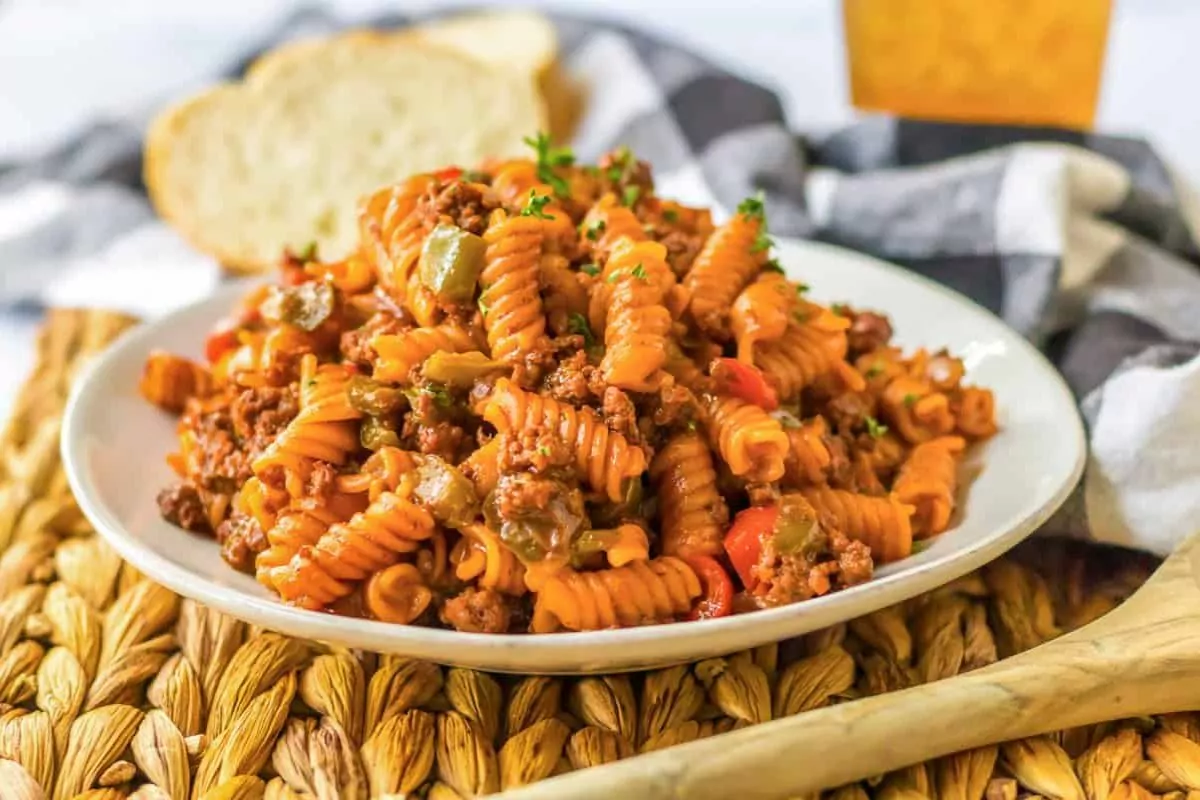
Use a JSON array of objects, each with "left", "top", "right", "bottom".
[
  {"left": 736, "top": 192, "right": 766, "bottom": 220},
  {"left": 630, "top": 263, "right": 648, "bottom": 281},
  {"left": 584, "top": 218, "right": 606, "bottom": 241},
  {"left": 831, "top": 303, "right": 849, "bottom": 317},
  {"left": 606, "top": 146, "right": 632, "bottom": 182},
  {"left": 520, "top": 191, "right": 555, "bottom": 220},
  {"left": 793, "top": 311, "right": 809, "bottom": 324},
  {"left": 461, "top": 169, "right": 490, "bottom": 184},
  {"left": 622, "top": 185, "right": 641, "bottom": 207},
  {"left": 523, "top": 132, "right": 574, "bottom": 198},
  {"left": 662, "top": 208, "right": 679, "bottom": 223},
  {"left": 903, "top": 393, "right": 918, "bottom": 408},
  {"left": 606, "top": 270, "right": 623, "bottom": 284},
  {"left": 537, "top": 445, "right": 551, "bottom": 456},
  {"left": 306, "top": 379, "right": 318, "bottom": 388},
  {"left": 567, "top": 313, "right": 595, "bottom": 347},
  {"left": 580, "top": 263, "right": 600, "bottom": 277},
  {"left": 865, "top": 363, "right": 883, "bottom": 379},
  {"left": 763, "top": 259, "right": 785, "bottom": 274},
  {"left": 865, "top": 416, "right": 888, "bottom": 439},
  {"left": 686, "top": 419, "right": 698, "bottom": 432},
  {"left": 795, "top": 283, "right": 810, "bottom": 295},
  {"left": 738, "top": 191, "right": 774, "bottom": 254}
]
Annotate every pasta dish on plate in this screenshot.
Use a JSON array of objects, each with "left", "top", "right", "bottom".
[{"left": 139, "top": 137, "right": 997, "bottom": 634}]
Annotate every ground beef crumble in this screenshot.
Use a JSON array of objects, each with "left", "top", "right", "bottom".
[
  {"left": 216, "top": 511, "right": 267, "bottom": 573},
  {"left": 157, "top": 484, "right": 210, "bottom": 534},
  {"left": 415, "top": 179, "right": 500, "bottom": 237},
  {"left": 440, "top": 587, "right": 514, "bottom": 633}
]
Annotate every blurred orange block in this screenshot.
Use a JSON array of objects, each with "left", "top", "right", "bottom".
[{"left": 843, "top": 0, "right": 1112, "bottom": 129}]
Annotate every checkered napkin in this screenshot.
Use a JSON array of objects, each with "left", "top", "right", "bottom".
[{"left": 3, "top": 8, "right": 1199, "bottom": 556}]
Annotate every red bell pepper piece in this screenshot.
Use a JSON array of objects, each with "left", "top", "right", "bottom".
[
  {"left": 715, "top": 358, "right": 778, "bottom": 410},
  {"left": 723, "top": 505, "right": 781, "bottom": 589},
  {"left": 433, "top": 166, "right": 464, "bottom": 182},
  {"left": 685, "top": 555, "right": 734, "bottom": 620}
]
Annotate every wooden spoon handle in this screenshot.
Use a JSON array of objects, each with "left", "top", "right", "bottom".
[{"left": 500, "top": 623, "right": 1198, "bottom": 800}]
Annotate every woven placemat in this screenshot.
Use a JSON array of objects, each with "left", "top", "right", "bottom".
[{"left": 0, "top": 308, "right": 1191, "bottom": 800}]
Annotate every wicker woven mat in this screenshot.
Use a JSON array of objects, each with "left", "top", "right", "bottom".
[{"left": 0, "top": 309, "right": 1190, "bottom": 800}]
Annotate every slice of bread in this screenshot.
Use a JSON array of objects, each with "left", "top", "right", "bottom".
[
  {"left": 409, "top": 9, "right": 580, "bottom": 143},
  {"left": 144, "top": 33, "right": 545, "bottom": 274}
]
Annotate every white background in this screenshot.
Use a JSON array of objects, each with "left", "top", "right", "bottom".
[{"left": 2, "top": 0, "right": 1200, "bottom": 420}]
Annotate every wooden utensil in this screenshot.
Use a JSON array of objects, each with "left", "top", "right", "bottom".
[{"left": 500, "top": 534, "right": 1200, "bottom": 800}]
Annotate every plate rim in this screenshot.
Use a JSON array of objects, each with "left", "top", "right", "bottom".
[{"left": 61, "top": 237, "right": 1087, "bottom": 674}]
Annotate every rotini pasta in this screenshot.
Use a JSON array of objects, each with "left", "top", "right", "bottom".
[
  {"left": 483, "top": 378, "right": 647, "bottom": 502},
  {"left": 148, "top": 141, "right": 997, "bottom": 633},
  {"left": 799, "top": 487, "right": 914, "bottom": 564},
  {"left": 684, "top": 196, "right": 770, "bottom": 339},
  {"left": 599, "top": 237, "right": 675, "bottom": 391},
  {"left": 702, "top": 394, "right": 789, "bottom": 483},
  {"left": 530, "top": 557, "right": 702, "bottom": 632},
  {"left": 371, "top": 324, "right": 482, "bottom": 384},
  {"left": 650, "top": 432, "right": 728, "bottom": 557},
  {"left": 480, "top": 211, "right": 549, "bottom": 363},
  {"left": 893, "top": 436, "right": 966, "bottom": 537}
]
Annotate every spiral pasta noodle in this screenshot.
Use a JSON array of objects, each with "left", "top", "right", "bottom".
[
  {"left": 252, "top": 354, "right": 362, "bottom": 494},
  {"left": 371, "top": 324, "right": 482, "bottom": 384},
  {"left": 782, "top": 417, "right": 833, "bottom": 488},
  {"left": 273, "top": 490, "right": 436, "bottom": 608},
  {"left": 702, "top": 394, "right": 789, "bottom": 483},
  {"left": 480, "top": 211, "right": 549, "bottom": 363},
  {"left": 364, "top": 563, "right": 433, "bottom": 624},
  {"left": 483, "top": 379, "right": 647, "bottom": 502},
  {"left": 491, "top": 158, "right": 575, "bottom": 247},
  {"left": 255, "top": 493, "right": 366, "bottom": 590},
  {"left": 358, "top": 174, "right": 434, "bottom": 291},
  {"left": 649, "top": 432, "right": 727, "bottom": 557},
  {"left": 599, "top": 238, "right": 675, "bottom": 391},
  {"left": 685, "top": 200, "right": 769, "bottom": 339},
  {"left": 453, "top": 524, "right": 527, "bottom": 596},
  {"left": 730, "top": 272, "right": 796, "bottom": 363},
  {"left": 893, "top": 436, "right": 966, "bottom": 537},
  {"left": 755, "top": 317, "right": 859, "bottom": 401},
  {"left": 530, "top": 556, "right": 702, "bottom": 632},
  {"left": 799, "top": 487, "right": 914, "bottom": 563}
]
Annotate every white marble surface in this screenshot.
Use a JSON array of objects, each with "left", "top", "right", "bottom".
[{"left": 2, "top": 0, "right": 1200, "bottom": 421}]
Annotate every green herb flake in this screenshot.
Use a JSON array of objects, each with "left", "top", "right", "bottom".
[
  {"left": 865, "top": 416, "right": 888, "bottom": 439},
  {"left": 831, "top": 303, "right": 849, "bottom": 317},
  {"left": 793, "top": 311, "right": 809, "bottom": 324},
  {"left": 622, "top": 185, "right": 641, "bottom": 207},
  {"left": 537, "top": 445, "right": 551, "bottom": 457},
  {"left": 865, "top": 363, "right": 883, "bottom": 379},
  {"left": 751, "top": 231, "right": 774, "bottom": 254},
  {"left": 522, "top": 132, "right": 574, "bottom": 198},
  {"left": 567, "top": 313, "right": 595, "bottom": 347},
  {"left": 736, "top": 191, "right": 766, "bottom": 221},
  {"left": 686, "top": 419, "right": 698, "bottom": 433},
  {"left": 580, "top": 263, "right": 600, "bottom": 277},
  {"left": 423, "top": 384, "right": 454, "bottom": 409},
  {"left": 606, "top": 270, "right": 623, "bottom": 284},
  {"left": 630, "top": 263, "right": 648, "bottom": 281},
  {"left": 306, "top": 379, "right": 318, "bottom": 388},
  {"left": 662, "top": 208, "right": 679, "bottom": 223},
  {"left": 520, "top": 191, "right": 555, "bottom": 220},
  {"left": 903, "top": 393, "right": 919, "bottom": 408},
  {"left": 584, "top": 218, "right": 606, "bottom": 241},
  {"left": 795, "top": 283, "right": 810, "bottom": 295},
  {"left": 763, "top": 259, "right": 785, "bottom": 274}
]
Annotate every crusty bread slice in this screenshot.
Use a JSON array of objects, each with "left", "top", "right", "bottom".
[
  {"left": 409, "top": 9, "right": 581, "bottom": 143},
  {"left": 144, "top": 34, "right": 544, "bottom": 274}
]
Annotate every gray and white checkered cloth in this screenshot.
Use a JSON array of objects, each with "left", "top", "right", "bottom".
[{"left": 3, "top": 9, "right": 1199, "bottom": 557}]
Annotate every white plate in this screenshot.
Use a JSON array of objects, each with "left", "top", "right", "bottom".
[{"left": 62, "top": 238, "right": 1085, "bottom": 674}]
